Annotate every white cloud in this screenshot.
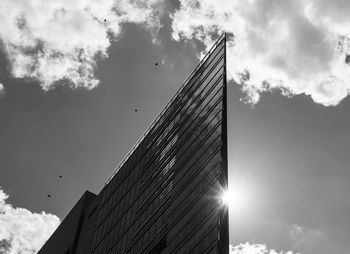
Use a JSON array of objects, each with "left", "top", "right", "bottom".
[
  {"left": 230, "top": 242, "right": 298, "bottom": 254},
  {"left": 290, "top": 224, "right": 322, "bottom": 248},
  {"left": 0, "top": 188, "right": 60, "bottom": 254},
  {"left": 289, "top": 224, "right": 339, "bottom": 254},
  {"left": 0, "top": 0, "right": 164, "bottom": 90},
  {"left": 172, "top": 0, "right": 350, "bottom": 106}
]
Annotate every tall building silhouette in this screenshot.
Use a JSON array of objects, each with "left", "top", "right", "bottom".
[{"left": 39, "top": 33, "right": 229, "bottom": 254}]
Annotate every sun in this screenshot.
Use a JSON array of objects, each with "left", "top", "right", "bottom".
[{"left": 221, "top": 185, "right": 248, "bottom": 211}]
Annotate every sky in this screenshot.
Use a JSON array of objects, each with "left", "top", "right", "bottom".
[{"left": 0, "top": 0, "right": 350, "bottom": 253}]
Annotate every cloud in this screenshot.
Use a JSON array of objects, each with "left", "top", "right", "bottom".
[
  {"left": 171, "top": 0, "right": 350, "bottom": 106},
  {"left": 230, "top": 242, "right": 298, "bottom": 254},
  {"left": 0, "top": 83, "right": 5, "bottom": 99},
  {"left": 0, "top": 0, "right": 164, "bottom": 91},
  {"left": 290, "top": 224, "right": 323, "bottom": 248},
  {"left": 0, "top": 188, "right": 60, "bottom": 254},
  {"left": 289, "top": 224, "right": 340, "bottom": 254}
]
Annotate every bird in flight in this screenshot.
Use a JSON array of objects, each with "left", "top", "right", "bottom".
[
  {"left": 47, "top": 194, "right": 52, "bottom": 198},
  {"left": 346, "top": 55, "right": 350, "bottom": 65}
]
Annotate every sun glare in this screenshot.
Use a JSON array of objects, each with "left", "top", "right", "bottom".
[{"left": 221, "top": 185, "right": 249, "bottom": 211}]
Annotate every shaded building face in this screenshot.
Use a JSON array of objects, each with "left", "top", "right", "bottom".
[
  {"left": 90, "top": 35, "right": 228, "bottom": 254},
  {"left": 38, "top": 191, "right": 98, "bottom": 254}
]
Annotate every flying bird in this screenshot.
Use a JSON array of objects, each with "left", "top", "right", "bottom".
[
  {"left": 134, "top": 109, "right": 138, "bottom": 112},
  {"left": 155, "top": 62, "right": 158, "bottom": 66},
  {"left": 59, "top": 175, "right": 62, "bottom": 179},
  {"left": 345, "top": 55, "right": 350, "bottom": 65},
  {"left": 47, "top": 194, "right": 52, "bottom": 198}
]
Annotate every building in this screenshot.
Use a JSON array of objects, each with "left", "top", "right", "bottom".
[
  {"left": 39, "top": 33, "right": 229, "bottom": 254},
  {"left": 38, "top": 191, "right": 98, "bottom": 254}
]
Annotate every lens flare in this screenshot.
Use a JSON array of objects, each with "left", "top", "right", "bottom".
[{"left": 221, "top": 185, "right": 248, "bottom": 211}]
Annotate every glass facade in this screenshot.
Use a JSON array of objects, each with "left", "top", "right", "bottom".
[{"left": 90, "top": 34, "right": 228, "bottom": 254}]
